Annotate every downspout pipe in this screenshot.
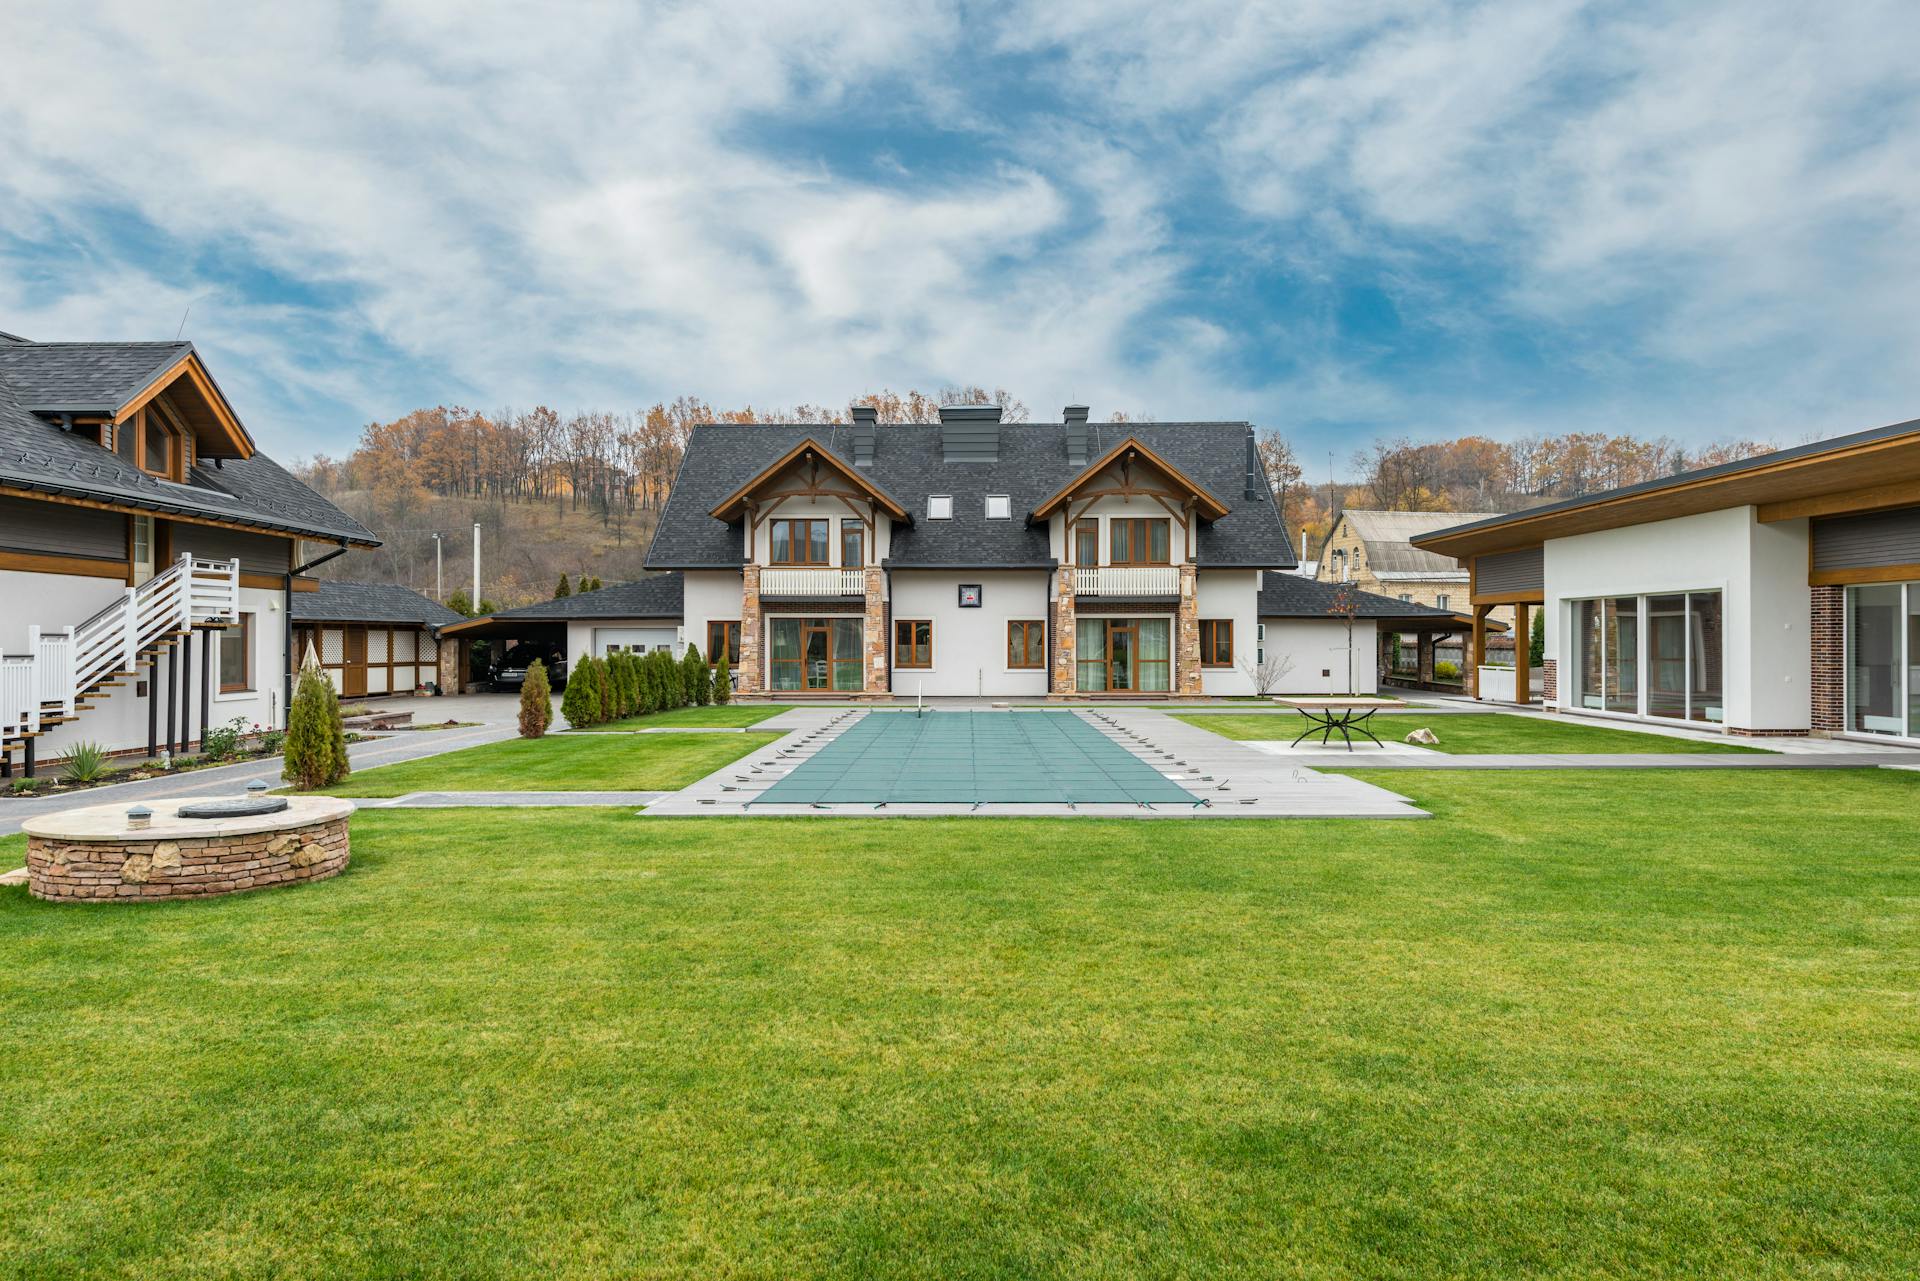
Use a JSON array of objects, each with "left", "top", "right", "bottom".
[{"left": 284, "top": 542, "right": 351, "bottom": 727}]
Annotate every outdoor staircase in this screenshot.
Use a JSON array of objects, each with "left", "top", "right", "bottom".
[{"left": 0, "top": 554, "right": 241, "bottom": 776}]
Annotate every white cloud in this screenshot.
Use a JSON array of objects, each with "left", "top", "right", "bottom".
[{"left": 1, "top": 0, "right": 1918, "bottom": 457}]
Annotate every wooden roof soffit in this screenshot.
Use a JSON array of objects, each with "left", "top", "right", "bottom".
[
  {"left": 708, "top": 438, "right": 910, "bottom": 524},
  {"left": 114, "top": 351, "right": 254, "bottom": 460},
  {"left": 1028, "top": 436, "right": 1230, "bottom": 524}
]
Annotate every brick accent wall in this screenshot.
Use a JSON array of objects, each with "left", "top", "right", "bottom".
[
  {"left": 28, "top": 815, "right": 350, "bottom": 903},
  {"left": 736, "top": 564, "right": 762, "bottom": 695},
  {"left": 1541, "top": 657, "right": 1557, "bottom": 704},
  {"left": 1811, "top": 583, "right": 1844, "bottom": 734},
  {"left": 1050, "top": 567, "right": 1077, "bottom": 696},
  {"left": 1175, "top": 563, "right": 1203, "bottom": 696},
  {"left": 863, "top": 566, "right": 887, "bottom": 695}
]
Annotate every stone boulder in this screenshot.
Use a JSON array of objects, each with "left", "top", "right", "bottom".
[{"left": 1405, "top": 727, "right": 1440, "bottom": 746}]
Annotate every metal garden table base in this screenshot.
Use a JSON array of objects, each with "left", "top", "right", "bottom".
[{"left": 1288, "top": 704, "right": 1384, "bottom": 751}]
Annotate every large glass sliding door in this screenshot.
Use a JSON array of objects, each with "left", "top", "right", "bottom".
[
  {"left": 1568, "top": 591, "right": 1721, "bottom": 723},
  {"left": 1847, "top": 584, "right": 1904, "bottom": 736},
  {"left": 768, "top": 616, "right": 864, "bottom": 692},
  {"left": 1075, "top": 617, "right": 1172, "bottom": 692}
]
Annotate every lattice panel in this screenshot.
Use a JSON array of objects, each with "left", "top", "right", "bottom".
[
  {"left": 393, "top": 630, "right": 416, "bottom": 662},
  {"left": 321, "top": 629, "right": 344, "bottom": 663},
  {"left": 368, "top": 629, "right": 389, "bottom": 663}
]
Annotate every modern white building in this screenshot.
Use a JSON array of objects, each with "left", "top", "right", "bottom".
[{"left": 1413, "top": 417, "right": 1920, "bottom": 741}]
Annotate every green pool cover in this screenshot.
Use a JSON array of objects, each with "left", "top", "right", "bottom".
[{"left": 751, "top": 710, "right": 1199, "bottom": 806}]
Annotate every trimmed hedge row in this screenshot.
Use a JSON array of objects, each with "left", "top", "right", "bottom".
[{"left": 561, "top": 644, "right": 714, "bottom": 727}]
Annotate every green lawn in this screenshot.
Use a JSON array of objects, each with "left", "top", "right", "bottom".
[
  {"left": 3, "top": 770, "right": 1918, "bottom": 1277},
  {"left": 315, "top": 731, "right": 779, "bottom": 795},
  {"left": 580, "top": 703, "right": 793, "bottom": 731},
  {"left": 1177, "top": 710, "right": 1766, "bottom": 754}
]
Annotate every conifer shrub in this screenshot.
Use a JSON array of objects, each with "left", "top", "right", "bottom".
[
  {"left": 711, "top": 648, "right": 731, "bottom": 704},
  {"left": 283, "top": 665, "right": 350, "bottom": 789},
  {"left": 519, "top": 659, "right": 552, "bottom": 738},
  {"left": 682, "top": 643, "right": 710, "bottom": 706},
  {"left": 560, "top": 656, "right": 601, "bottom": 728}
]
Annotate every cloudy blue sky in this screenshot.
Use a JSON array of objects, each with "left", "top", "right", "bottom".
[{"left": 4, "top": 1, "right": 1919, "bottom": 464}]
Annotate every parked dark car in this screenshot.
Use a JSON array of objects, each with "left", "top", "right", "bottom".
[{"left": 489, "top": 643, "right": 567, "bottom": 692}]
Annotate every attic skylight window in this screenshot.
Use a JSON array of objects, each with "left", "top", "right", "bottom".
[
  {"left": 928, "top": 495, "right": 953, "bottom": 519},
  {"left": 985, "top": 495, "right": 1011, "bottom": 520}
]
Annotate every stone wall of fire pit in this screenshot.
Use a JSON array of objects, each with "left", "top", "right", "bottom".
[{"left": 22, "top": 796, "right": 356, "bottom": 903}]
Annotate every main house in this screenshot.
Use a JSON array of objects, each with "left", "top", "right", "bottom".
[
  {"left": 1413, "top": 415, "right": 1920, "bottom": 743},
  {"left": 0, "top": 331, "right": 377, "bottom": 773},
  {"left": 641, "top": 406, "right": 1292, "bottom": 698}
]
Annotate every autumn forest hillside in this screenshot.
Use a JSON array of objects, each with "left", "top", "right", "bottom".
[{"left": 293, "top": 387, "right": 1782, "bottom": 610}]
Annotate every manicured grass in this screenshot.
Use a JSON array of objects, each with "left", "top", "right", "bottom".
[
  {"left": 3, "top": 770, "right": 1918, "bottom": 1277},
  {"left": 581, "top": 704, "right": 794, "bottom": 731},
  {"left": 314, "top": 731, "right": 779, "bottom": 795},
  {"left": 1177, "top": 710, "right": 1766, "bottom": 753}
]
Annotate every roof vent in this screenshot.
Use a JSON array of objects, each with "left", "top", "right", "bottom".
[
  {"left": 1244, "top": 428, "right": 1266, "bottom": 500},
  {"left": 1063, "top": 405, "right": 1090, "bottom": 467},
  {"left": 938, "top": 403, "right": 1001, "bottom": 462},
  {"left": 849, "top": 404, "right": 877, "bottom": 468}
]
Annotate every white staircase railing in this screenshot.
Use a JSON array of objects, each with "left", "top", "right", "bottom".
[{"left": 0, "top": 554, "right": 240, "bottom": 749}]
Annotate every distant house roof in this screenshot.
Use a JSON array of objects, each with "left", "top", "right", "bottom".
[
  {"left": 291, "top": 581, "right": 464, "bottom": 628},
  {"left": 647, "top": 421, "right": 1294, "bottom": 571},
  {"left": 1258, "top": 573, "right": 1466, "bottom": 621},
  {"left": 0, "top": 334, "right": 377, "bottom": 546},
  {"left": 1335, "top": 509, "right": 1503, "bottom": 577},
  {"left": 439, "top": 573, "right": 686, "bottom": 637}
]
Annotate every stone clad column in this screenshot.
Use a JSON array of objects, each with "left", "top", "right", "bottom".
[
  {"left": 1175, "top": 563, "right": 1203, "bottom": 696},
  {"left": 1050, "top": 565, "right": 1077, "bottom": 698},
  {"left": 737, "top": 565, "right": 762, "bottom": 695},
  {"left": 863, "top": 566, "right": 887, "bottom": 696}
]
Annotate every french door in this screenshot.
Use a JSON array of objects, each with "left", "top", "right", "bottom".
[
  {"left": 1845, "top": 582, "right": 1920, "bottom": 738},
  {"left": 1075, "top": 618, "right": 1171, "bottom": 692},
  {"left": 769, "top": 617, "right": 863, "bottom": 692}
]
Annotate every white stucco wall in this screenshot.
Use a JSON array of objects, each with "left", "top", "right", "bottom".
[
  {"left": 1197, "top": 569, "right": 1258, "bottom": 695},
  {"left": 1541, "top": 505, "right": 1810, "bottom": 732},
  {"left": 887, "top": 569, "right": 1052, "bottom": 697},
  {"left": 680, "top": 569, "right": 744, "bottom": 663},
  {"left": 1, "top": 570, "right": 289, "bottom": 759},
  {"left": 1257, "top": 618, "right": 1380, "bottom": 695}
]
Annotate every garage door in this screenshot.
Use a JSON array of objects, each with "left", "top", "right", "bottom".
[{"left": 591, "top": 627, "right": 679, "bottom": 656}]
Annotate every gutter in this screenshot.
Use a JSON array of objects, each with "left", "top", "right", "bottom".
[{"left": 284, "top": 542, "right": 350, "bottom": 725}]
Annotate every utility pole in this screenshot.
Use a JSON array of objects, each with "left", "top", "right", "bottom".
[
  {"left": 431, "top": 533, "right": 443, "bottom": 601},
  {"left": 471, "top": 522, "right": 481, "bottom": 609}
]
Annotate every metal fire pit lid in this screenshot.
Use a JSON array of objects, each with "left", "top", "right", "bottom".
[{"left": 175, "top": 796, "right": 292, "bottom": 819}]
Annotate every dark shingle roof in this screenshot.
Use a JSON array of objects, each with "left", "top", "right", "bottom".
[
  {"left": 647, "top": 422, "right": 1295, "bottom": 570},
  {"left": 1258, "top": 573, "right": 1461, "bottom": 619},
  {"left": 291, "top": 581, "right": 465, "bottom": 627},
  {"left": 478, "top": 572, "right": 686, "bottom": 622},
  {"left": 0, "top": 337, "right": 376, "bottom": 545},
  {"left": 0, "top": 341, "right": 191, "bottom": 413}
]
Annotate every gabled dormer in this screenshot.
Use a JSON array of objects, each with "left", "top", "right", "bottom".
[
  {"left": 0, "top": 341, "right": 253, "bottom": 484},
  {"left": 1029, "top": 436, "right": 1230, "bottom": 595},
  {"left": 708, "top": 436, "right": 912, "bottom": 576}
]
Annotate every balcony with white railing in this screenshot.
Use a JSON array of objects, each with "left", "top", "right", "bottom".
[
  {"left": 759, "top": 566, "right": 866, "bottom": 598},
  {"left": 0, "top": 553, "right": 240, "bottom": 751},
  {"left": 1073, "top": 565, "right": 1180, "bottom": 597}
]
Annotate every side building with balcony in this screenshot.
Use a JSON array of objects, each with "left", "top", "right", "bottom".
[
  {"left": 0, "top": 329, "right": 378, "bottom": 774},
  {"left": 642, "top": 405, "right": 1297, "bottom": 698}
]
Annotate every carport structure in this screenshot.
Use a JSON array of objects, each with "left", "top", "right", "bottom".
[{"left": 438, "top": 573, "right": 686, "bottom": 691}]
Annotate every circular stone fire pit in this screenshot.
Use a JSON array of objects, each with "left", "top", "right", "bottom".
[{"left": 22, "top": 795, "right": 355, "bottom": 903}]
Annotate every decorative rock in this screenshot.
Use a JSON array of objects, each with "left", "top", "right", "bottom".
[
  {"left": 121, "top": 853, "right": 154, "bottom": 883},
  {"left": 290, "top": 843, "right": 326, "bottom": 869},
  {"left": 266, "top": 833, "right": 300, "bottom": 856},
  {"left": 1405, "top": 727, "right": 1440, "bottom": 746},
  {"left": 150, "top": 842, "right": 183, "bottom": 873}
]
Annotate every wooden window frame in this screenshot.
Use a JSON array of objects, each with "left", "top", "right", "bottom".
[
  {"left": 219, "top": 613, "right": 254, "bottom": 692},
  {"left": 770, "top": 517, "right": 830, "bottom": 565},
  {"left": 895, "top": 618, "right": 933, "bottom": 668},
  {"left": 1007, "top": 619, "right": 1044, "bottom": 669},
  {"left": 707, "top": 619, "right": 741, "bottom": 666},
  {"left": 1075, "top": 518, "right": 1100, "bottom": 567},
  {"left": 840, "top": 519, "right": 865, "bottom": 568},
  {"left": 1199, "top": 618, "right": 1233, "bottom": 668},
  {"left": 1109, "top": 517, "right": 1171, "bottom": 566}
]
